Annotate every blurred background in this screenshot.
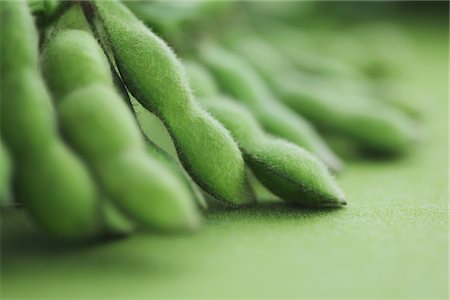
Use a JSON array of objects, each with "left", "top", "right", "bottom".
[{"left": 1, "top": 1, "right": 448, "bottom": 299}]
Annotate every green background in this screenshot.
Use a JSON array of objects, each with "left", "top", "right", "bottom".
[{"left": 1, "top": 17, "right": 448, "bottom": 300}]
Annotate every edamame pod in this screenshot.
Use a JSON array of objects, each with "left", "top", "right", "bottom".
[
  {"left": 280, "top": 78, "right": 419, "bottom": 154},
  {"left": 93, "top": 0, "right": 253, "bottom": 205},
  {"left": 199, "top": 96, "right": 346, "bottom": 207},
  {"left": 197, "top": 43, "right": 343, "bottom": 172},
  {"left": 57, "top": 85, "right": 200, "bottom": 230},
  {"left": 226, "top": 34, "right": 418, "bottom": 154},
  {"left": 44, "top": 6, "right": 137, "bottom": 235},
  {"left": 42, "top": 29, "right": 200, "bottom": 231},
  {"left": 0, "top": 1, "right": 99, "bottom": 239}
]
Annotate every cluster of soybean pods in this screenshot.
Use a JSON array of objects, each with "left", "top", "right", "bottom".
[{"left": 0, "top": 1, "right": 418, "bottom": 240}]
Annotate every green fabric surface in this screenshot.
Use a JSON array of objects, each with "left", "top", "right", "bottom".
[{"left": 1, "top": 22, "right": 448, "bottom": 300}]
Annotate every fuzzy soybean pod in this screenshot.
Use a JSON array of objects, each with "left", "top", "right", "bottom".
[
  {"left": 42, "top": 29, "right": 200, "bottom": 230},
  {"left": 226, "top": 35, "right": 418, "bottom": 155},
  {"left": 0, "top": 1, "right": 100, "bottom": 239},
  {"left": 46, "top": 4, "right": 137, "bottom": 236},
  {"left": 279, "top": 76, "right": 419, "bottom": 154},
  {"left": 92, "top": 0, "right": 253, "bottom": 205},
  {"left": 197, "top": 43, "right": 343, "bottom": 172},
  {"left": 58, "top": 86, "right": 200, "bottom": 231},
  {"left": 199, "top": 96, "right": 346, "bottom": 206}
]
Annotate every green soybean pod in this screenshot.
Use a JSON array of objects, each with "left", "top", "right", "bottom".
[
  {"left": 0, "top": 1, "right": 99, "bottom": 239},
  {"left": 272, "top": 72, "right": 418, "bottom": 154},
  {"left": 58, "top": 85, "right": 200, "bottom": 231},
  {"left": 93, "top": 0, "right": 253, "bottom": 205},
  {"left": 280, "top": 78, "right": 418, "bottom": 154},
  {"left": 44, "top": 6, "right": 137, "bottom": 235},
  {"left": 0, "top": 140, "right": 12, "bottom": 206},
  {"left": 224, "top": 35, "right": 418, "bottom": 155},
  {"left": 196, "top": 43, "right": 343, "bottom": 172},
  {"left": 42, "top": 29, "right": 200, "bottom": 230},
  {"left": 199, "top": 96, "right": 346, "bottom": 207}
]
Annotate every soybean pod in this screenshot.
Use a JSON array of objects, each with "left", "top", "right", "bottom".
[
  {"left": 45, "top": 4, "right": 137, "bottom": 235},
  {"left": 0, "top": 1, "right": 99, "bottom": 239},
  {"left": 199, "top": 96, "right": 346, "bottom": 207},
  {"left": 92, "top": 0, "right": 254, "bottom": 205}
]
